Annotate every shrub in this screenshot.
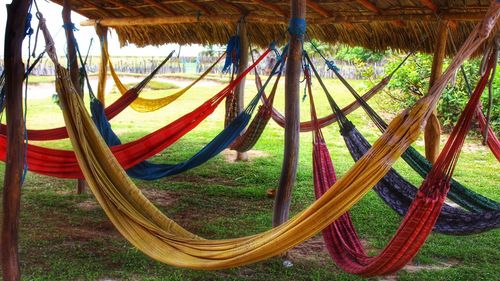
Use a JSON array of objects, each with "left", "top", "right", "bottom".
[{"left": 380, "top": 53, "right": 499, "bottom": 133}]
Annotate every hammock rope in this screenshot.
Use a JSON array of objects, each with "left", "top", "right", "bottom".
[{"left": 47, "top": 2, "right": 498, "bottom": 271}]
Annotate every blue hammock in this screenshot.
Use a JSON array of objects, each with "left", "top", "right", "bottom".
[{"left": 90, "top": 55, "right": 284, "bottom": 180}]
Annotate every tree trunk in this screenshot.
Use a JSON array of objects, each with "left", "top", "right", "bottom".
[
  {"left": 273, "top": 0, "right": 305, "bottom": 227},
  {"left": 2, "top": 1, "right": 32, "bottom": 280}
]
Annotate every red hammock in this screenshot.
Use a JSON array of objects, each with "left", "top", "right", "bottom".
[
  {"left": 312, "top": 58, "right": 490, "bottom": 276},
  {"left": 0, "top": 49, "right": 271, "bottom": 179},
  {"left": 0, "top": 84, "right": 139, "bottom": 141},
  {"left": 476, "top": 103, "right": 500, "bottom": 161}
]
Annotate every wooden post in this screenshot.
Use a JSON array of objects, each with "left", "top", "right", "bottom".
[
  {"left": 235, "top": 20, "right": 249, "bottom": 161},
  {"left": 95, "top": 24, "right": 109, "bottom": 105},
  {"left": 424, "top": 21, "right": 448, "bottom": 163},
  {"left": 2, "top": 1, "right": 31, "bottom": 280},
  {"left": 273, "top": 0, "right": 305, "bottom": 227},
  {"left": 63, "top": 0, "right": 86, "bottom": 194}
]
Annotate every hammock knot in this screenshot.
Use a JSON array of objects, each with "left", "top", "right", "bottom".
[
  {"left": 288, "top": 18, "right": 307, "bottom": 37},
  {"left": 62, "top": 22, "right": 79, "bottom": 32},
  {"left": 24, "top": 12, "right": 34, "bottom": 37},
  {"left": 326, "top": 60, "right": 340, "bottom": 72},
  {"left": 222, "top": 35, "right": 240, "bottom": 74}
]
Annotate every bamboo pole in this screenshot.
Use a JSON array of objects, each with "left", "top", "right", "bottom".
[
  {"left": 425, "top": 20, "right": 448, "bottom": 163},
  {"left": 273, "top": 0, "right": 305, "bottom": 227},
  {"left": 96, "top": 24, "right": 109, "bottom": 105},
  {"left": 79, "top": 11, "right": 485, "bottom": 27},
  {"left": 235, "top": 20, "right": 249, "bottom": 161},
  {"left": 63, "top": 0, "right": 87, "bottom": 193},
  {"left": 1, "top": 1, "right": 31, "bottom": 280}
]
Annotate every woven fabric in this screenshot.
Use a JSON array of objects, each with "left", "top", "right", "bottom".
[
  {"left": 16, "top": 3, "right": 498, "bottom": 272},
  {"left": 313, "top": 43, "right": 496, "bottom": 275},
  {"left": 338, "top": 54, "right": 500, "bottom": 212},
  {"left": 0, "top": 50, "right": 271, "bottom": 179},
  {"left": 51, "top": 9, "right": 495, "bottom": 270}
]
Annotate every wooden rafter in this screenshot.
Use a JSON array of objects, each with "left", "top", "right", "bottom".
[
  {"left": 107, "top": 0, "right": 143, "bottom": 16},
  {"left": 354, "top": 0, "right": 380, "bottom": 14},
  {"left": 252, "top": 0, "right": 287, "bottom": 18},
  {"left": 218, "top": 0, "right": 247, "bottom": 14},
  {"left": 183, "top": 0, "right": 212, "bottom": 15},
  {"left": 143, "top": 0, "right": 175, "bottom": 16},
  {"left": 80, "top": 11, "right": 487, "bottom": 27},
  {"left": 307, "top": 1, "right": 331, "bottom": 17},
  {"left": 354, "top": 0, "right": 404, "bottom": 28},
  {"left": 79, "top": 0, "right": 114, "bottom": 17},
  {"left": 419, "top": 0, "right": 439, "bottom": 13}
]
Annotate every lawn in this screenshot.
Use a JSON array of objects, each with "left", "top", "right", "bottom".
[{"left": 0, "top": 73, "right": 498, "bottom": 281}]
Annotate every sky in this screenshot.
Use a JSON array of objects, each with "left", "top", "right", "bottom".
[{"left": 0, "top": 0, "right": 206, "bottom": 58}]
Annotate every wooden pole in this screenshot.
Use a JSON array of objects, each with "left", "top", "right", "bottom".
[
  {"left": 95, "top": 24, "right": 109, "bottom": 105},
  {"left": 273, "top": 0, "right": 305, "bottom": 227},
  {"left": 424, "top": 20, "right": 448, "bottom": 163},
  {"left": 235, "top": 20, "right": 249, "bottom": 161},
  {"left": 79, "top": 12, "right": 486, "bottom": 27},
  {"left": 63, "top": 0, "right": 86, "bottom": 194},
  {"left": 2, "top": 1, "right": 31, "bottom": 280}
]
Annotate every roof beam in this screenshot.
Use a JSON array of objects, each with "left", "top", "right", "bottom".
[
  {"left": 183, "top": 0, "right": 212, "bottom": 15},
  {"left": 354, "top": 0, "right": 380, "bottom": 14},
  {"left": 107, "top": 0, "right": 143, "bottom": 16},
  {"left": 354, "top": 0, "right": 405, "bottom": 28},
  {"left": 80, "top": 12, "right": 488, "bottom": 27},
  {"left": 307, "top": 1, "right": 331, "bottom": 17},
  {"left": 419, "top": 0, "right": 439, "bottom": 13},
  {"left": 217, "top": 0, "right": 247, "bottom": 14},
  {"left": 252, "top": 0, "right": 287, "bottom": 18},
  {"left": 143, "top": 0, "right": 175, "bottom": 15}
]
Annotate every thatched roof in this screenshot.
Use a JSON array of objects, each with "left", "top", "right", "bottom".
[{"left": 51, "top": 0, "right": 498, "bottom": 55}]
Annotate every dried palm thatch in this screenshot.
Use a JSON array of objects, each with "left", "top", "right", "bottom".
[{"left": 50, "top": 0, "right": 498, "bottom": 55}]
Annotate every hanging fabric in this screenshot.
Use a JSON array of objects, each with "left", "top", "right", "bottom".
[
  {"left": 305, "top": 51, "right": 499, "bottom": 235},
  {"left": 47, "top": 3, "right": 498, "bottom": 271}
]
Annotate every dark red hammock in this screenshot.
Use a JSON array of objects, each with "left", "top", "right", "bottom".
[
  {"left": 0, "top": 49, "right": 270, "bottom": 179},
  {"left": 311, "top": 56, "right": 488, "bottom": 276},
  {"left": 476, "top": 103, "right": 500, "bottom": 161},
  {"left": 250, "top": 51, "right": 388, "bottom": 133}
]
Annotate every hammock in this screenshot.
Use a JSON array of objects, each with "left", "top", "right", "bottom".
[
  {"left": 310, "top": 44, "right": 496, "bottom": 274},
  {"left": 229, "top": 50, "right": 287, "bottom": 152},
  {"left": 321, "top": 47, "right": 500, "bottom": 212},
  {"left": 95, "top": 53, "right": 283, "bottom": 180},
  {"left": 307, "top": 51, "right": 499, "bottom": 234},
  {"left": 247, "top": 49, "right": 391, "bottom": 133},
  {"left": 263, "top": 65, "right": 390, "bottom": 132},
  {"left": 0, "top": 51, "right": 175, "bottom": 141},
  {"left": 329, "top": 46, "right": 500, "bottom": 162},
  {"left": 107, "top": 45, "right": 226, "bottom": 113},
  {"left": 47, "top": 3, "right": 498, "bottom": 271},
  {"left": 0, "top": 47, "right": 272, "bottom": 179}
]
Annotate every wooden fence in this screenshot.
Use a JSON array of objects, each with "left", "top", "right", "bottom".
[{"left": 0, "top": 55, "right": 385, "bottom": 80}]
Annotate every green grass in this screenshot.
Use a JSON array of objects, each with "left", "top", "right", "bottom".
[{"left": 0, "top": 75, "right": 498, "bottom": 280}]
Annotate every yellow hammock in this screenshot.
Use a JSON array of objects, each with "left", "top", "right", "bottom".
[
  {"left": 105, "top": 45, "right": 226, "bottom": 113},
  {"left": 48, "top": 3, "right": 498, "bottom": 271}
]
